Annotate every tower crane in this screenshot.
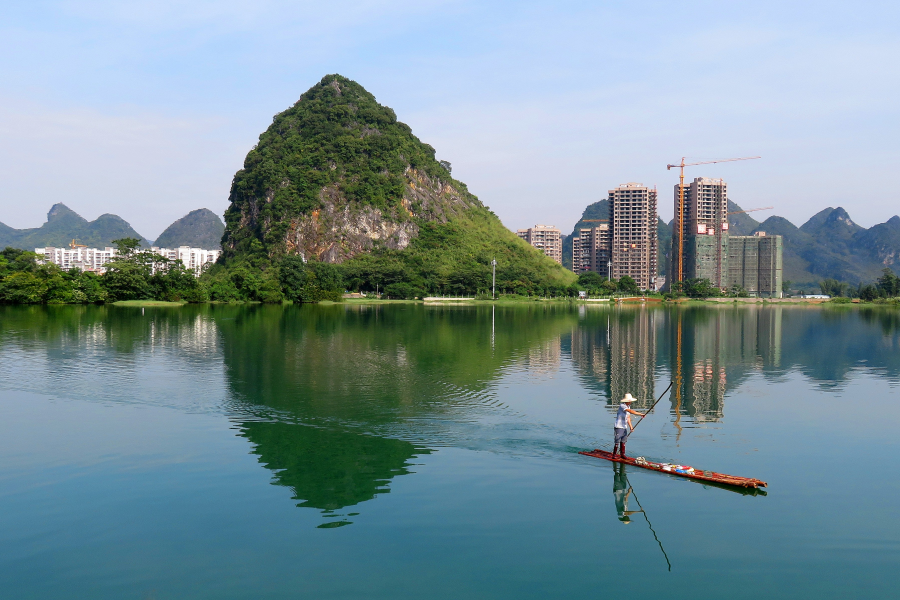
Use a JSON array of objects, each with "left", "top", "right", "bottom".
[
  {"left": 69, "top": 239, "right": 87, "bottom": 250},
  {"left": 666, "top": 156, "right": 760, "bottom": 283}
]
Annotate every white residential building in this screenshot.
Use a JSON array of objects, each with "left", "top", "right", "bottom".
[
  {"left": 149, "top": 247, "right": 221, "bottom": 275},
  {"left": 35, "top": 246, "right": 117, "bottom": 273},
  {"left": 35, "top": 246, "right": 220, "bottom": 276}
]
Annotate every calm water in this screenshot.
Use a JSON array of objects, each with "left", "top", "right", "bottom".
[{"left": 1, "top": 303, "right": 898, "bottom": 599}]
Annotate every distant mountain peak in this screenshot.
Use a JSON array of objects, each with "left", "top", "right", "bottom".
[
  {"left": 827, "top": 207, "right": 857, "bottom": 228},
  {"left": 47, "top": 203, "right": 85, "bottom": 222},
  {"left": 801, "top": 206, "right": 860, "bottom": 235},
  {"left": 0, "top": 204, "right": 147, "bottom": 250},
  {"left": 154, "top": 208, "right": 225, "bottom": 250}
]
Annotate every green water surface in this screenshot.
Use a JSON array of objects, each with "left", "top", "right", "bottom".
[{"left": 0, "top": 303, "right": 897, "bottom": 598}]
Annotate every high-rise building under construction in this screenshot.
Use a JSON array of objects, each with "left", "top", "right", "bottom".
[
  {"left": 671, "top": 177, "right": 783, "bottom": 297},
  {"left": 609, "top": 183, "right": 658, "bottom": 290},
  {"left": 673, "top": 177, "right": 729, "bottom": 286}
]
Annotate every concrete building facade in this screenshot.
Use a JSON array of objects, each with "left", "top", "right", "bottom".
[
  {"left": 668, "top": 175, "right": 784, "bottom": 297},
  {"left": 516, "top": 225, "right": 563, "bottom": 264},
  {"left": 609, "top": 183, "right": 658, "bottom": 290},
  {"left": 726, "top": 233, "right": 783, "bottom": 297},
  {"left": 571, "top": 223, "right": 611, "bottom": 275},
  {"left": 673, "top": 177, "right": 729, "bottom": 285},
  {"left": 35, "top": 247, "right": 117, "bottom": 273},
  {"left": 149, "top": 247, "right": 222, "bottom": 275}
]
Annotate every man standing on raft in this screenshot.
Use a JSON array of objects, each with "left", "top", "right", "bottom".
[{"left": 613, "top": 393, "right": 646, "bottom": 458}]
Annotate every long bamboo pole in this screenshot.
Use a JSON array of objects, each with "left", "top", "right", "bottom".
[{"left": 630, "top": 380, "right": 674, "bottom": 435}]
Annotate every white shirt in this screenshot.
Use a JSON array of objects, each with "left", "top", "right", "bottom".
[{"left": 615, "top": 403, "right": 629, "bottom": 429}]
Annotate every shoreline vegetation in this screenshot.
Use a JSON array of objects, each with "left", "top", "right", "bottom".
[{"left": 4, "top": 244, "right": 899, "bottom": 308}]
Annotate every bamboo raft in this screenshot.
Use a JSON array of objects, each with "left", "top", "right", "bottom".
[{"left": 579, "top": 449, "right": 767, "bottom": 489}]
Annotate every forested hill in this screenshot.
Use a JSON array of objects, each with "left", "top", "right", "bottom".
[
  {"left": 751, "top": 208, "right": 900, "bottom": 285},
  {"left": 153, "top": 209, "right": 224, "bottom": 249},
  {"left": 219, "top": 74, "right": 574, "bottom": 295},
  {"left": 0, "top": 204, "right": 150, "bottom": 250}
]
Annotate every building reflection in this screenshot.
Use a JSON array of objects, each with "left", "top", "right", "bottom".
[
  {"left": 568, "top": 305, "right": 784, "bottom": 423},
  {"left": 665, "top": 306, "right": 783, "bottom": 422},
  {"left": 569, "top": 308, "right": 658, "bottom": 408},
  {"left": 524, "top": 335, "right": 562, "bottom": 374}
]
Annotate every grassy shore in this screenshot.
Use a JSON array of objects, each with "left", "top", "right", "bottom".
[{"left": 112, "top": 300, "right": 187, "bottom": 307}]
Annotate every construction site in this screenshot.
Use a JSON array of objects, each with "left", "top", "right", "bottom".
[{"left": 668, "top": 157, "right": 783, "bottom": 298}]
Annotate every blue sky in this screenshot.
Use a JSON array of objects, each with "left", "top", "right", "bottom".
[{"left": 1, "top": 1, "right": 898, "bottom": 239}]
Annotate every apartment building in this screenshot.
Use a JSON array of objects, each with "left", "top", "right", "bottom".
[
  {"left": 149, "top": 247, "right": 221, "bottom": 275},
  {"left": 609, "top": 183, "right": 658, "bottom": 290},
  {"left": 669, "top": 177, "right": 782, "bottom": 296},
  {"left": 571, "top": 223, "right": 611, "bottom": 275},
  {"left": 36, "top": 246, "right": 220, "bottom": 276},
  {"left": 672, "top": 177, "right": 729, "bottom": 284},
  {"left": 35, "top": 247, "right": 117, "bottom": 273},
  {"left": 516, "top": 225, "right": 563, "bottom": 264}
]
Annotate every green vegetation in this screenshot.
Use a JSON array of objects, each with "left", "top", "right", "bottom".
[
  {"left": 0, "top": 247, "right": 109, "bottom": 304},
  {"left": 153, "top": 208, "right": 224, "bottom": 249},
  {"left": 819, "top": 268, "right": 900, "bottom": 301},
  {"left": 222, "top": 74, "right": 467, "bottom": 257},
  {"left": 218, "top": 74, "right": 575, "bottom": 297},
  {"left": 666, "top": 278, "right": 750, "bottom": 299},
  {"left": 0, "top": 239, "right": 204, "bottom": 304},
  {"left": 338, "top": 212, "right": 574, "bottom": 298},
  {"left": 113, "top": 300, "right": 186, "bottom": 307}
]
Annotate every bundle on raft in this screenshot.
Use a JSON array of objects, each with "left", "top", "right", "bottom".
[{"left": 579, "top": 449, "right": 767, "bottom": 489}]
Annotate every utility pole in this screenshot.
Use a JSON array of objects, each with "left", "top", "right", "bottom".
[
  {"left": 607, "top": 260, "right": 612, "bottom": 281},
  {"left": 491, "top": 258, "right": 497, "bottom": 299}
]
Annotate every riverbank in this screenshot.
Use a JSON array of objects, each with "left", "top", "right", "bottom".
[
  {"left": 80, "top": 296, "right": 900, "bottom": 308},
  {"left": 112, "top": 300, "right": 187, "bottom": 307}
]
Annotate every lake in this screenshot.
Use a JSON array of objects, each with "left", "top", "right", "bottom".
[{"left": 1, "top": 303, "right": 898, "bottom": 599}]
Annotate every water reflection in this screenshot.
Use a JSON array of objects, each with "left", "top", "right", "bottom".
[
  {"left": 217, "top": 304, "right": 577, "bottom": 526},
  {"left": 1, "top": 303, "right": 898, "bottom": 527},
  {"left": 568, "top": 309, "right": 658, "bottom": 409},
  {"left": 664, "top": 307, "right": 783, "bottom": 423},
  {"left": 613, "top": 462, "right": 639, "bottom": 523},
  {"left": 238, "top": 421, "right": 427, "bottom": 527},
  {"left": 611, "top": 463, "right": 672, "bottom": 571}
]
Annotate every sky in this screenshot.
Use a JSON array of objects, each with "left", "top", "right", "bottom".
[{"left": 1, "top": 0, "right": 898, "bottom": 240}]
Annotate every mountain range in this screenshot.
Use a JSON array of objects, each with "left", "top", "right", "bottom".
[
  {"left": 563, "top": 201, "right": 900, "bottom": 286},
  {"left": 0, "top": 205, "right": 225, "bottom": 251}
]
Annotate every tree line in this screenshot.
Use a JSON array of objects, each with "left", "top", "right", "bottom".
[
  {"left": 818, "top": 270, "right": 900, "bottom": 301},
  {"left": 1, "top": 238, "right": 655, "bottom": 305}
]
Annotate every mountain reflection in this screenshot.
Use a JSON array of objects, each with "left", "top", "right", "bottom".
[
  {"left": 238, "top": 421, "right": 426, "bottom": 524},
  {"left": 216, "top": 304, "right": 577, "bottom": 525}
]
